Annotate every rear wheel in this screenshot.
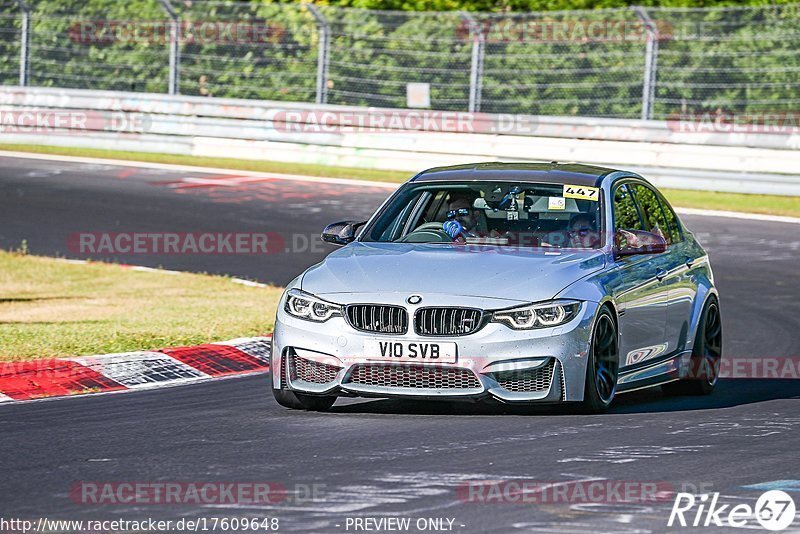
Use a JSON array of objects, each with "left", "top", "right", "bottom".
[
  {"left": 579, "top": 307, "right": 619, "bottom": 414},
  {"left": 663, "top": 297, "right": 722, "bottom": 396}
]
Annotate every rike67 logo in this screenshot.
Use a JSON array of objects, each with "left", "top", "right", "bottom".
[{"left": 668, "top": 490, "right": 796, "bottom": 531}]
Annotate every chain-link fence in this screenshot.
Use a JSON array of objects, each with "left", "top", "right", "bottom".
[
  {"left": 0, "top": 0, "right": 21, "bottom": 85},
  {"left": 0, "top": 0, "right": 798, "bottom": 119}
]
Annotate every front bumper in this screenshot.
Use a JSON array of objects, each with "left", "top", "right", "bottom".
[{"left": 272, "top": 296, "right": 599, "bottom": 403}]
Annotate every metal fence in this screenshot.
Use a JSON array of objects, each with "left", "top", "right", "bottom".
[{"left": 1, "top": 1, "right": 799, "bottom": 120}]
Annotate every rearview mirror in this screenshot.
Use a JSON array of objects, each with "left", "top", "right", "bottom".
[
  {"left": 615, "top": 229, "right": 667, "bottom": 257},
  {"left": 321, "top": 220, "right": 366, "bottom": 246}
]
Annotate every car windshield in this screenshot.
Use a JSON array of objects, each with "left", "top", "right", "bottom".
[{"left": 362, "top": 181, "right": 603, "bottom": 249}]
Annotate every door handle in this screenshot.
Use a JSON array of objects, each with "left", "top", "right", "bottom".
[{"left": 655, "top": 268, "right": 667, "bottom": 281}]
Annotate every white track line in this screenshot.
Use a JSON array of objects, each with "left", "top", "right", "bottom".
[
  {"left": 129, "top": 265, "right": 181, "bottom": 274},
  {"left": 231, "top": 278, "right": 269, "bottom": 288},
  {"left": 2, "top": 150, "right": 797, "bottom": 223}
]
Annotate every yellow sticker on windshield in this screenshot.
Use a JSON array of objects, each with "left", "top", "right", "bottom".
[{"left": 563, "top": 184, "right": 599, "bottom": 201}]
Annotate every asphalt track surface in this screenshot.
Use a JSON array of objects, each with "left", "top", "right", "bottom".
[{"left": 1, "top": 155, "right": 799, "bottom": 533}]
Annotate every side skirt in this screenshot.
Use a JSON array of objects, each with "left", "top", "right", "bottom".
[{"left": 616, "top": 352, "right": 688, "bottom": 393}]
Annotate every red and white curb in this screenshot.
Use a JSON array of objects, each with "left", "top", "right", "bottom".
[{"left": 0, "top": 336, "right": 271, "bottom": 403}]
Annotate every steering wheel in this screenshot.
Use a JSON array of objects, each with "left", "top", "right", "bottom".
[
  {"left": 398, "top": 226, "right": 453, "bottom": 243},
  {"left": 414, "top": 222, "right": 449, "bottom": 232}
]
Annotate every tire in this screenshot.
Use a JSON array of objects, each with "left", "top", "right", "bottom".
[
  {"left": 272, "top": 385, "right": 305, "bottom": 409},
  {"left": 270, "top": 360, "right": 337, "bottom": 411},
  {"left": 271, "top": 364, "right": 305, "bottom": 409},
  {"left": 579, "top": 307, "right": 619, "bottom": 414},
  {"left": 663, "top": 297, "right": 722, "bottom": 396},
  {"left": 272, "top": 384, "right": 336, "bottom": 411},
  {"left": 270, "top": 355, "right": 304, "bottom": 409},
  {"left": 294, "top": 393, "right": 337, "bottom": 412}
]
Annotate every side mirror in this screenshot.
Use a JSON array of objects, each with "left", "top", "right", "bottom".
[
  {"left": 321, "top": 220, "right": 366, "bottom": 246},
  {"left": 615, "top": 229, "right": 667, "bottom": 257}
]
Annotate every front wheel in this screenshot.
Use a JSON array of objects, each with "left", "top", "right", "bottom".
[
  {"left": 271, "top": 367, "right": 337, "bottom": 411},
  {"left": 272, "top": 387, "right": 305, "bottom": 409},
  {"left": 579, "top": 307, "right": 619, "bottom": 414},
  {"left": 294, "top": 393, "right": 337, "bottom": 412}
]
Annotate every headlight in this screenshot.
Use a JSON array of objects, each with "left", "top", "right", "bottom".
[
  {"left": 284, "top": 289, "right": 342, "bottom": 322},
  {"left": 492, "top": 300, "right": 581, "bottom": 330}
]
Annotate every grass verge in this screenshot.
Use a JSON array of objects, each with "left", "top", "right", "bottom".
[
  {"left": 658, "top": 189, "right": 800, "bottom": 219},
  {"left": 1, "top": 143, "right": 798, "bottom": 217},
  {"left": 0, "top": 250, "right": 283, "bottom": 361}
]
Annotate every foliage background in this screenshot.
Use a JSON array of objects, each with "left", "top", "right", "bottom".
[{"left": 1, "top": 0, "right": 798, "bottom": 119}]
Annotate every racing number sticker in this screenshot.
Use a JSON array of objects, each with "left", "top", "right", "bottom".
[{"left": 563, "top": 184, "right": 599, "bottom": 201}]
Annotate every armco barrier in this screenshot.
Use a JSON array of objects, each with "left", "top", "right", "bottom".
[{"left": 1, "top": 86, "right": 799, "bottom": 196}]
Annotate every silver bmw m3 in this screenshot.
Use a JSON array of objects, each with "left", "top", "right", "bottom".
[{"left": 271, "top": 163, "right": 722, "bottom": 413}]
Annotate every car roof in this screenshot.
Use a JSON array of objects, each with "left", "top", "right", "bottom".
[{"left": 410, "top": 162, "right": 623, "bottom": 188}]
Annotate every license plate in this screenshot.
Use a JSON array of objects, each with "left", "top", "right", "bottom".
[{"left": 364, "top": 340, "right": 457, "bottom": 364}]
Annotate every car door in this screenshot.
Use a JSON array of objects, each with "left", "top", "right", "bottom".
[
  {"left": 630, "top": 184, "right": 698, "bottom": 355},
  {"left": 609, "top": 183, "right": 670, "bottom": 370}
]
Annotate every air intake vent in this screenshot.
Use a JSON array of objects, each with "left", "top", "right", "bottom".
[
  {"left": 290, "top": 354, "right": 340, "bottom": 384},
  {"left": 346, "top": 364, "right": 481, "bottom": 390},
  {"left": 491, "top": 359, "right": 556, "bottom": 393},
  {"left": 345, "top": 304, "right": 408, "bottom": 334},
  {"left": 415, "top": 307, "right": 484, "bottom": 336}
]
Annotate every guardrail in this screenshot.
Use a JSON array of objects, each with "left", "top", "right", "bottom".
[{"left": 1, "top": 86, "right": 799, "bottom": 195}]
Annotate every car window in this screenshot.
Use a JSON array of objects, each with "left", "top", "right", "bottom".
[
  {"left": 362, "top": 181, "right": 603, "bottom": 248},
  {"left": 374, "top": 191, "right": 425, "bottom": 241},
  {"left": 419, "top": 190, "right": 448, "bottom": 225},
  {"left": 658, "top": 194, "right": 683, "bottom": 243},
  {"left": 631, "top": 184, "right": 672, "bottom": 244},
  {"left": 613, "top": 184, "right": 643, "bottom": 232}
]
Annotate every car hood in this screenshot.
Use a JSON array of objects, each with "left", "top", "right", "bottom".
[{"left": 301, "top": 242, "right": 606, "bottom": 303}]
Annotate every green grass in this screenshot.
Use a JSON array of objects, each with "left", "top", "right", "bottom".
[
  {"left": 1, "top": 143, "right": 798, "bottom": 217},
  {"left": 0, "top": 250, "right": 283, "bottom": 361},
  {"left": 659, "top": 188, "right": 800, "bottom": 219}
]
